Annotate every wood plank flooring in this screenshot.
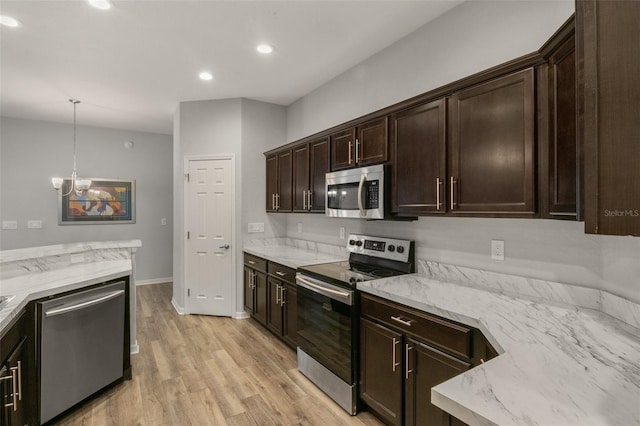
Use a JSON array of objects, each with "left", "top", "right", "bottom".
[{"left": 54, "top": 282, "right": 383, "bottom": 425}]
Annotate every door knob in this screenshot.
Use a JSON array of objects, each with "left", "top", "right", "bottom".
[{"left": 219, "top": 244, "right": 230, "bottom": 249}]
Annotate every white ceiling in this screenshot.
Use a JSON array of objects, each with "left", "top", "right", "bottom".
[{"left": 0, "top": 0, "right": 463, "bottom": 135}]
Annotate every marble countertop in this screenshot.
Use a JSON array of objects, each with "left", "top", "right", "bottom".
[
  {"left": 243, "top": 238, "right": 347, "bottom": 269},
  {"left": 358, "top": 273, "right": 640, "bottom": 425},
  {"left": 0, "top": 260, "right": 133, "bottom": 331},
  {"left": 0, "top": 240, "right": 141, "bottom": 263}
]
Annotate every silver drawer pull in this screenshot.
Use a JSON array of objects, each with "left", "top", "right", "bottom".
[
  {"left": 248, "top": 260, "right": 256, "bottom": 265},
  {"left": 275, "top": 271, "right": 286, "bottom": 277},
  {"left": 392, "top": 337, "right": 400, "bottom": 372},
  {"left": 391, "top": 315, "right": 413, "bottom": 326}
]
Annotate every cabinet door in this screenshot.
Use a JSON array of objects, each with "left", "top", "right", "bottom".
[
  {"left": 2, "top": 338, "right": 28, "bottom": 426},
  {"left": 449, "top": 69, "right": 535, "bottom": 215},
  {"left": 360, "top": 318, "right": 403, "bottom": 426},
  {"left": 405, "top": 338, "right": 470, "bottom": 426},
  {"left": 266, "top": 154, "right": 278, "bottom": 212},
  {"left": 282, "top": 283, "right": 297, "bottom": 348},
  {"left": 309, "top": 137, "right": 330, "bottom": 212},
  {"left": 292, "top": 144, "right": 310, "bottom": 212},
  {"left": 548, "top": 35, "right": 579, "bottom": 219},
  {"left": 266, "top": 277, "right": 283, "bottom": 336},
  {"left": 578, "top": 0, "right": 640, "bottom": 236},
  {"left": 331, "top": 128, "right": 356, "bottom": 171},
  {"left": 253, "top": 271, "right": 268, "bottom": 326},
  {"left": 391, "top": 99, "right": 447, "bottom": 215},
  {"left": 277, "top": 150, "right": 293, "bottom": 212},
  {"left": 243, "top": 266, "right": 255, "bottom": 315},
  {"left": 357, "top": 117, "right": 388, "bottom": 166}
]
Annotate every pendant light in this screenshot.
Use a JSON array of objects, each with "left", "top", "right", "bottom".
[{"left": 51, "top": 99, "right": 91, "bottom": 195}]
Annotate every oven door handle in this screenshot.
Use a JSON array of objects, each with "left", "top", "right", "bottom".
[
  {"left": 296, "top": 275, "right": 353, "bottom": 305},
  {"left": 357, "top": 174, "right": 366, "bottom": 217}
]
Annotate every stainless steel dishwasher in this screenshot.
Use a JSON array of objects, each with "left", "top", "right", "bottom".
[{"left": 38, "top": 280, "right": 126, "bottom": 424}]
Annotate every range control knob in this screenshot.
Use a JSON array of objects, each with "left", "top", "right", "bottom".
[
  {"left": 396, "top": 245, "right": 405, "bottom": 254},
  {"left": 355, "top": 240, "right": 363, "bottom": 247},
  {"left": 349, "top": 239, "right": 356, "bottom": 246},
  {"left": 388, "top": 245, "right": 395, "bottom": 252}
]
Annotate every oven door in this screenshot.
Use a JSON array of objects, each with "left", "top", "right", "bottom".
[{"left": 296, "top": 273, "right": 356, "bottom": 385}]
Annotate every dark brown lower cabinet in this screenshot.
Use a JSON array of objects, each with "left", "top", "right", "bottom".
[
  {"left": 266, "top": 262, "right": 298, "bottom": 349},
  {"left": 360, "top": 293, "right": 479, "bottom": 426},
  {"left": 244, "top": 254, "right": 268, "bottom": 326},
  {"left": 360, "top": 318, "right": 403, "bottom": 425},
  {"left": 266, "top": 277, "right": 284, "bottom": 335}
]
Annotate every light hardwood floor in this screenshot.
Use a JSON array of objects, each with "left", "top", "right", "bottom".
[{"left": 54, "top": 282, "right": 383, "bottom": 425}]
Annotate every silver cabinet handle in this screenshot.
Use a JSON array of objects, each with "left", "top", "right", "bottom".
[
  {"left": 275, "top": 271, "right": 286, "bottom": 277},
  {"left": 348, "top": 141, "right": 353, "bottom": 165},
  {"left": 390, "top": 315, "right": 413, "bottom": 327},
  {"left": 248, "top": 260, "right": 256, "bottom": 265},
  {"left": 436, "top": 177, "right": 443, "bottom": 210},
  {"left": 307, "top": 190, "right": 312, "bottom": 210},
  {"left": 280, "top": 286, "right": 286, "bottom": 307},
  {"left": 275, "top": 284, "right": 281, "bottom": 305},
  {"left": 355, "top": 138, "right": 360, "bottom": 163},
  {"left": 272, "top": 193, "right": 275, "bottom": 210},
  {"left": 450, "top": 176, "right": 456, "bottom": 211},
  {"left": 219, "top": 244, "right": 230, "bottom": 250},
  {"left": 15, "top": 361, "right": 21, "bottom": 402},
  {"left": 44, "top": 290, "right": 125, "bottom": 317},
  {"left": 405, "top": 344, "right": 413, "bottom": 380},
  {"left": 0, "top": 368, "right": 15, "bottom": 410},
  {"left": 302, "top": 190, "right": 307, "bottom": 210},
  {"left": 276, "top": 193, "right": 280, "bottom": 211},
  {"left": 252, "top": 271, "right": 256, "bottom": 290},
  {"left": 392, "top": 337, "right": 400, "bottom": 372}
]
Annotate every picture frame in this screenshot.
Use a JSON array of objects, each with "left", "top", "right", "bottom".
[{"left": 58, "top": 178, "right": 136, "bottom": 224}]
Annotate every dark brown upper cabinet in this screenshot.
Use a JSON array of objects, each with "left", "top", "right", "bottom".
[
  {"left": 390, "top": 98, "right": 447, "bottom": 216},
  {"left": 309, "top": 137, "right": 330, "bottom": 212},
  {"left": 449, "top": 68, "right": 536, "bottom": 215},
  {"left": 331, "top": 117, "right": 388, "bottom": 171},
  {"left": 265, "top": 149, "right": 292, "bottom": 212},
  {"left": 578, "top": 0, "right": 640, "bottom": 236},
  {"left": 538, "top": 23, "right": 581, "bottom": 221},
  {"left": 292, "top": 144, "right": 310, "bottom": 212}
]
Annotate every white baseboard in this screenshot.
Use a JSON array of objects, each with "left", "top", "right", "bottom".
[
  {"left": 171, "top": 297, "right": 185, "bottom": 315},
  {"left": 235, "top": 311, "right": 250, "bottom": 319},
  {"left": 131, "top": 341, "right": 139, "bottom": 354},
  {"left": 136, "top": 277, "right": 173, "bottom": 286}
]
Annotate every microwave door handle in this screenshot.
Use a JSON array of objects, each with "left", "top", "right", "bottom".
[{"left": 358, "top": 174, "right": 366, "bottom": 217}]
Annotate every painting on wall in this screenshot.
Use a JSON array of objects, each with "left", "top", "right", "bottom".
[{"left": 58, "top": 178, "right": 135, "bottom": 224}]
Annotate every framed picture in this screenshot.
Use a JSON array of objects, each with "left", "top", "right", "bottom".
[{"left": 58, "top": 178, "right": 135, "bottom": 224}]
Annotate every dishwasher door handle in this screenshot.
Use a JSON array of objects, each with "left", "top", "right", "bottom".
[{"left": 44, "top": 290, "right": 125, "bottom": 317}]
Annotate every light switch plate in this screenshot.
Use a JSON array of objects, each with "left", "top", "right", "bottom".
[{"left": 2, "top": 221, "right": 18, "bottom": 230}]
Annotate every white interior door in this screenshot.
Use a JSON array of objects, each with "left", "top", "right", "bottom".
[{"left": 185, "top": 157, "right": 234, "bottom": 316}]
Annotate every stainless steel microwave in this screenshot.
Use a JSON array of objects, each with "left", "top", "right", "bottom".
[{"left": 325, "top": 164, "right": 384, "bottom": 219}]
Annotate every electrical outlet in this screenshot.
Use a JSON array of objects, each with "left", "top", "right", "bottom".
[
  {"left": 298, "top": 223, "right": 303, "bottom": 233},
  {"left": 161, "top": 218, "right": 167, "bottom": 226},
  {"left": 491, "top": 240, "right": 505, "bottom": 261},
  {"left": 248, "top": 222, "right": 265, "bottom": 233},
  {"left": 28, "top": 220, "right": 42, "bottom": 229},
  {"left": 339, "top": 227, "right": 346, "bottom": 239},
  {"left": 2, "top": 221, "right": 18, "bottom": 230}
]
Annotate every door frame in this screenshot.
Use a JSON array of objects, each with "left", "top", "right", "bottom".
[{"left": 183, "top": 154, "right": 237, "bottom": 316}]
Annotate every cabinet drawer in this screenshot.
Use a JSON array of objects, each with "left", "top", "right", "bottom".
[
  {"left": 361, "top": 294, "right": 473, "bottom": 360},
  {"left": 268, "top": 262, "right": 296, "bottom": 284},
  {"left": 244, "top": 253, "right": 267, "bottom": 273}
]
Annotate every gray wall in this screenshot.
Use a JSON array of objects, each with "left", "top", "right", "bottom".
[
  {"left": 0, "top": 116, "right": 173, "bottom": 282},
  {"left": 281, "top": 0, "right": 640, "bottom": 304},
  {"left": 172, "top": 98, "right": 286, "bottom": 314}
]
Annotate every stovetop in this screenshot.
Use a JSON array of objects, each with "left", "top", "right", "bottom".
[{"left": 297, "top": 234, "right": 415, "bottom": 288}]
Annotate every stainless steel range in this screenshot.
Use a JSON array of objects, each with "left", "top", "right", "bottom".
[{"left": 296, "top": 234, "right": 415, "bottom": 415}]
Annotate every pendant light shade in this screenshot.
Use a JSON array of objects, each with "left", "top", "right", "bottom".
[{"left": 51, "top": 99, "right": 91, "bottom": 195}]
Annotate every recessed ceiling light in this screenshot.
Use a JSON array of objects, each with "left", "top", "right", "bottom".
[
  {"left": 87, "top": 0, "right": 112, "bottom": 10},
  {"left": 199, "top": 71, "right": 214, "bottom": 81},
  {"left": 256, "top": 44, "right": 274, "bottom": 55},
  {"left": 0, "top": 15, "right": 21, "bottom": 28}
]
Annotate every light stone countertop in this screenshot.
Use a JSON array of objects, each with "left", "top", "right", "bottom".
[
  {"left": 358, "top": 273, "right": 640, "bottom": 426},
  {"left": 0, "top": 240, "right": 140, "bottom": 334},
  {"left": 243, "top": 237, "right": 348, "bottom": 269}
]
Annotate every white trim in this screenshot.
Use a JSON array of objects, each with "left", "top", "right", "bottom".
[
  {"left": 171, "top": 297, "right": 185, "bottom": 315},
  {"left": 183, "top": 154, "right": 236, "bottom": 317},
  {"left": 130, "top": 341, "right": 140, "bottom": 354},
  {"left": 234, "top": 311, "right": 250, "bottom": 319},
  {"left": 136, "top": 277, "right": 173, "bottom": 286}
]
